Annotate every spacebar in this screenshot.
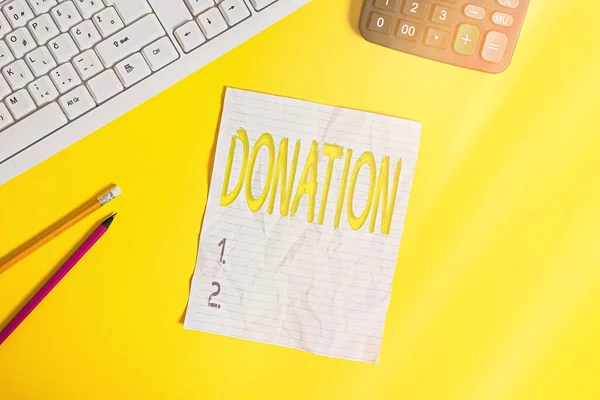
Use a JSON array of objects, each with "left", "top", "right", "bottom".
[{"left": 0, "top": 103, "right": 68, "bottom": 163}]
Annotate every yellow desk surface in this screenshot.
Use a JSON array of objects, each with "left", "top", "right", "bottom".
[{"left": 2, "top": 1, "right": 600, "bottom": 399}]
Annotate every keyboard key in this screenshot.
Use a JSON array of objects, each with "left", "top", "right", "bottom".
[
  {"left": 51, "top": 1, "right": 82, "bottom": 32},
  {"left": 453, "top": 23, "right": 479, "bottom": 56},
  {"left": 71, "top": 19, "right": 101, "bottom": 49},
  {"left": 249, "top": 0, "right": 276, "bottom": 11},
  {"left": 367, "top": 13, "right": 392, "bottom": 35},
  {"left": 5, "top": 88, "right": 36, "bottom": 119},
  {"left": 0, "top": 74, "right": 11, "bottom": 99},
  {"left": 104, "top": 0, "right": 152, "bottom": 24},
  {"left": 48, "top": 32, "right": 78, "bottom": 63},
  {"left": 96, "top": 14, "right": 164, "bottom": 66},
  {"left": 185, "top": 0, "right": 214, "bottom": 16},
  {"left": 431, "top": 5, "right": 454, "bottom": 26},
  {"left": 0, "top": 12, "right": 13, "bottom": 38},
  {"left": 86, "top": 69, "right": 122, "bottom": 103},
  {"left": 50, "top": 62, "right": 81, "bottom": 93},
  {"left": 72, "top": 49, "right": 102, "bottom": 79},
  {"left": 175, "top": 20, "right": 205, "bottom": 52},
  {"left": 4, "top": 0, "right": 35, "bottom": 28},
  {"left": 29, "top": 13, "right": 59, "bottom": 44},
  {"left": 0, "top": 41, "right": 15, "bottom": 68},
  {"left": 6, "top": 27, "right": 36, "bottom": 58},
  {"left": 492, "top": 12, "right": 513, "bottom": 27},
  {"left": 482, "top": 31, "right": 508, "bottom": 63},
  {"left": 464, "top": 5, "right": 485, "bottom": 20},
  {"left": 0, "top": 103, "right": 14, "bottom": 130},
  {"left": 27, "top": 75, "right": 58, "bottom": 105},
  {"left": 373, "top": 0, "right": 398, "bottom": 12},
  {"left": 197, "top": 7, "right": 228, "bottom": 39},
  {"left": 402, "top": 0, "right": 426, "bottom": 19},
  {"left": 26, "top": 0, "right": 57, "bottom": 15},
  {"left": 396, "top": 20, "right": 420, "bottom": 41},
  {"left": 58, "top": 84, "right": 95, "bottom": 119},
  {"left": 92, "top": 6, "right": 124, "bottom": 37},
  {"left": 114, "top": 52, "right": 150, "bottom": 87},
  {"left": 0, "top": 102, "right": 67, "bottom": 161},
  {"left": 424, "top": 27, "right": 448, "bottom": 48},
  {"left": 142, "top": 37, "right": 178, "bottom": 71},
  {"left": 498, "top": 0, "right": 518, "bottom": 9},
  {"left": 219, "top": 0, "right": 250, "bottom": 26},
  {"left": 73, "top": 0, "right": 104, "bottom": 19},
  {"left": 25, "top": 46, "right": 56, "bottom": 76},
  {"left": 3, "top": 59, "right": 34, "bottom": 90}
]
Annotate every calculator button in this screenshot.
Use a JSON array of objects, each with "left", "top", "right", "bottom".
[
  {"left": 431, "top": 5, "right": 454, "bottom": 26},
  {"left": 374, "top": 0, "right": 399, "bottom": 12},
  {"left": 464, "top": 5, "right": 485, "bottom": 20},
  {"left": 497, "top": 0, "right": 519, "bottom": 9},
  {"left": 368, "top": 13, "right": 393, "bottom": 35},
  {"left": 492, "top": 12, "right": 514, "bottom": 27},
  {"left": 482, "top": 31, "right": 508, "bottom": 63},
  {"left": 402, "top": 0, "right": 427, "bottom": 19},
  {"left": 425, "top": 28, "right": 448, "bottom": 48},
  {"left": 397, "top": 20, "right": 420, "bottom": 41},
  {"left": 453, "top": 24, "right": 480, "bottom": 55}
]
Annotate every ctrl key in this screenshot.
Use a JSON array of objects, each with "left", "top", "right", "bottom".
[
  {"left": 142, "top": 37, "right": 179, "bottom": 71},
  {"left": 368, "top": 13, "right": 393, "bottom": 35}
]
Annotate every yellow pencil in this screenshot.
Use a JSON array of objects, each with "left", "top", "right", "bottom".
[{"left": 0, "top": 185, "right": 122, "bottom": 276}]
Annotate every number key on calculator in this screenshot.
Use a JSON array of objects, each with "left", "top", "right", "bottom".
[{"left": 359, "top": 0, "right": 530, "bottom": 73}]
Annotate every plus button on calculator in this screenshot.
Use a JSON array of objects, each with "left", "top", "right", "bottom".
[{"left": 359, "top": 0, "right": 530, "bottom": 73}]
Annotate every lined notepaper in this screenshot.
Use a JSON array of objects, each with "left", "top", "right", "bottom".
[{"left": 184, "top": 88, "right": 421, "bottom": 363}]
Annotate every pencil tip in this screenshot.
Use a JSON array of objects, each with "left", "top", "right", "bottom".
[{"left": 102, "top": 213, "right": 117, "bottom": 229}]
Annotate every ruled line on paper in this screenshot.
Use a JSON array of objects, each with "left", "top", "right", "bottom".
[
  {"left": 197, "top": 266, "right": 393, "bottom": 297},
  {"left": 207, "top": 211, "right": 405, "bottom": 241},
  {"left": 234, "top": 94, "right": 422, "bottom": 131},
  {"left": 192, "top": 286, "right": 390, "bottom": 318},
  {"left": 184, "top": 88, "right": 421, "bottom": 363},
  {"left": 203, "top": 232, "right": 400, "bottom": 265},
  {"left": 226, "top": 119, "right": 420, "bottom": 153},
  {"left": 228, "top": 113, "right": 421, "bottom": 148},
  {"left": 204, "top": 223, "right": 402, "bottom": 255},
  {"left": 192, "top": 309, "right": 382, "bottom": 337},
  {"left": 191, "top": 311, "right": 383, "bottom": 349},
  {"left": 191, "top": 274, "right": 391, "bottom": 308},
  {"left": 188, "top": 311, "right": 383, "bottom": 348},
  {"left": 191, "top": 298, "right": 387, "bottom": 333},
  {"left": 198, "top": 251, "right": 394, "bottom": 289}
]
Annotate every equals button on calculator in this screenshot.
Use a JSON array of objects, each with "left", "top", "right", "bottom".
[{"left": 359, "top": 0, "right": 530, "bottom": 73}]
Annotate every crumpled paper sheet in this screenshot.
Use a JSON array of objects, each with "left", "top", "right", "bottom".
[{"left": 184, "top": 88, "right": 421, "bottom": 363}]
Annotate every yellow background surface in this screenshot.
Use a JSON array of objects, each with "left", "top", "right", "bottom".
[{"left": 1, "top": 0, "right": 599, "bottom": 398}]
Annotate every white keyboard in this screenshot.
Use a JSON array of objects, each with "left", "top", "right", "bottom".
[{"left": 0, "top": 0, "right": 310, "bottom": 184}]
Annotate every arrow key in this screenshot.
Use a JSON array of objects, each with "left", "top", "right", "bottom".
[
  {"left": 198, "top": 7, "right": 228, "bottom": 39},
  {"left": 218, "top": 0, "right": 250, "bottom": 27},
  {"left": 175, "top": 20, "right": 205, "bottom": 53}
]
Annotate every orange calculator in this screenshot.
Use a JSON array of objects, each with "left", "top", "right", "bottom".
[{"left": 359, "top": 0, "right": 530, "bottom": 73}]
